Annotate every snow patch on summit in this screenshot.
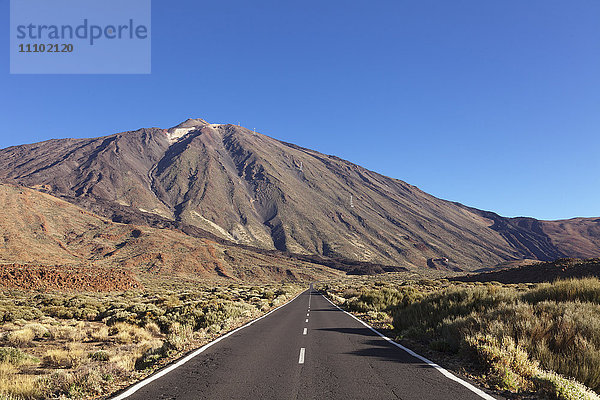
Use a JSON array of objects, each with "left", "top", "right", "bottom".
[
  {"left": 165, "top": 118, "right": 211, "bottom": 144},
  {"left": 166, "top": 127, "right": 195, "bottom": 144}
]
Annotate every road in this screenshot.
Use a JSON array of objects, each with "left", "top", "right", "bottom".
[{"left": 117, "top": 287, "right": 500, "bottom": 400}]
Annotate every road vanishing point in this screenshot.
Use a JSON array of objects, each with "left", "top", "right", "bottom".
[{"left": 114, "top": 286, "right": 502, "bottom": 400}]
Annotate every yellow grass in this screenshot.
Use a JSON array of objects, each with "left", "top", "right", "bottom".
[
  {"left": 0, "top": 362, "right": 42, "bottom": 399},
  {"left": 4, "top": 329, "right": 35, "bottom": 347},
  {"left": 43, "top": 344, "right": 85, "bottom": 369},
  {"left": 0, "top": 282, "right": 302, "bottom": 399},
  {"left": 48, "top": 323, "right": 85, "bottom": 342},
  {"left": 321, "top": 277, "right": 600, "bottom": 399},
  {"left": 110, "top": 323, "right": 153, "bottom": 344},
  {"left": 88, "top": 325, "right": 109, "bottom": 342}
]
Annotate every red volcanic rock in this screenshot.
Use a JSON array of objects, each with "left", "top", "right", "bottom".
[{"left": 0, "top": 264, "right": 141, "bottom": 292}]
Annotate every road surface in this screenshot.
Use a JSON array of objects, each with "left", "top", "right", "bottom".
[{"left": 118, "top": 287, "right": 500, "bottom": 400}]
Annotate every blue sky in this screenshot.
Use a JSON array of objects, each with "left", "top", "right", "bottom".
[{"left": 1, "top": 0, "right": 599, "bottom": 220}]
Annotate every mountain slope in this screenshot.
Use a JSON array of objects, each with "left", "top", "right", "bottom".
[
  {"left": 1, "top": 119, "right": 598, "bottom": 270},
  {"left": 0, "top": 183, "right": 340, "bottom": 283}
]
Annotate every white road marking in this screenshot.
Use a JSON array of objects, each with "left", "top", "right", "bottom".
[
  {"left": 110, "top": 289, "right": 308, "bottom": 400},
  {"left": 305, "top": 318, "right": 309, "bottom": 323},
  {"left": 298, "top": 348, "right": 305, "bottom": 364},
  {"left": 307, "top": 313, "right": 309, "bottom": 316},
  {"left": 303, "top": 328, "right": 307, "bottom": 335},
  {"left": 321, "top": 295, "right": 497, "bottom": 400}
]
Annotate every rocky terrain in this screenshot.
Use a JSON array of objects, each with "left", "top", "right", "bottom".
[
  {"left": 0, "top": 264, "right": 141, "bottom": 291},
  {"left": 0, "top": 118, "right": 598, "bottom": 270}
]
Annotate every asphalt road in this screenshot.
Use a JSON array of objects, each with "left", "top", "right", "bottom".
[{"left": 119, "top": 287, "right": 501, "bottom": 400}]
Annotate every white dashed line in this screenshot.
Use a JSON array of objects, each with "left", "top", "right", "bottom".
[
  {"left": 305, "top": 318, "right": 308, "bottom": 323},
  {"left": 110, "top": 289, "right": 307, "bottom": 400},
  {"left": 307, "top": 313, "right": 309, "bottom": 316},
  {"left": 298, "top": 348, "right": 305, "bottom": 364},
  {"left": 303, "top": 327, "right": 307, "bottom": 335}
]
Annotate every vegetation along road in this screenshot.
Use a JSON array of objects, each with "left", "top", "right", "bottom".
[{"left": 113, "top": 286, "right": 501, "bottom": 400}]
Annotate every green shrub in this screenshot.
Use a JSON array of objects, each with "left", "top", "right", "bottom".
[
  {"left": 88, "top": 351, "right": 109, "bottom": 362},
  {"left": 524, "top": 278, "right": 600, "bottom": 305},
  {"left": 347, "top": 287, "right": 423, "bottom": 313},
  {"left": 535, "top": 370, "right": 600, "bottom": 400},
  {"left": 465, "top": 334, "right": 537, "bottom": 392},
  {"left": 330, "top": 277, "right": 600, "bottom": 398},
  {"left": 0, "top": 347, "right": 38, "bottom": 365},
  {"left": 135, "top": 344, "right": 169, "bottom": 370}
]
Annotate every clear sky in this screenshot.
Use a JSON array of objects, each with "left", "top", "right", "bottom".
[{"left": 1, "top": 0, "right": 599, "bottom": 220}]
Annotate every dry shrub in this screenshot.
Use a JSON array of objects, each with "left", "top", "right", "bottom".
[
  {"left": 4, "top": 328, "right": 35, "bottom": 347},
  {"left": 48, "top": 323, "right": 86, "bottom": 342},
  {"left": 465, "top": 334, "right": 537, "bottom": 392},
  {"left": 0, "top": 362, "right": 43, "bottom": 399},
  {"left": 39, "top": 316, "right": 57, "bottom": 325},
  {"left": 524, "top": 278, "right": 600, "bottom": 305},
  {"left": 535, "top": 370, "right": 600, "bottom": 400},
  {"left": 109, "top": 323, "right": 152, "bottom": 344},
  {"left": 341, "top": 288, "right": 360, "bottom": 299},
  {"left": 111, "top": 339, "right": 162, "bottom": 371},
  {"left": 144, "top": 322, "right": 161, "bottom": 337},
  {"left": 3, "top": 324, "right": 51, "bottom": 347},
  {"left": 0, "top": 361, "right": 17, "bottom": 376},
  {"left": 43, "top": 363, "right": 127, "bottom": 398},
  {"left": 0, "top": 282, "right": 305, "bottom": 399},
  {"left": 88, "top": 325, "right": 109, "bottom": 342},
  {"left": 342, "top": 277, "right": 600, "bottom": 398},
  {"left": 43, "top": 344, "right": 85, "bottom": 369},
  {"left": 23, "top": 323, "right": 49, "bottom": 339},
  {"left": 166, "top": 323, "right": 193, "bottom": 351}
]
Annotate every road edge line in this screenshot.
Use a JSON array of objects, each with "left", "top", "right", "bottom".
[
  {"left": 111, "top": 289, "right": 308, "bottom": 400},
  {"left": 321, "top": 293, "right": 497, "bottom": 400}
]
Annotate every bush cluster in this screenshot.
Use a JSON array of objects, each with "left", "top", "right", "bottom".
[
  {"left": 323, "top": 277, "right": 600, "bottom": 399},
  {"left": 0, "top": 282, "right": 300, "bottom": 399}
]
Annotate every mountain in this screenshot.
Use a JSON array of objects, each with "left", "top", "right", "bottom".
[
  {"left": 0, "top": 183, "right": 341, "bottom": 287},
  {"left": 1, "top": 118, "right": 598, "bottom": 270},
  {"left": 454, "top": 258, "right": 600, "bottom": 284}
]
